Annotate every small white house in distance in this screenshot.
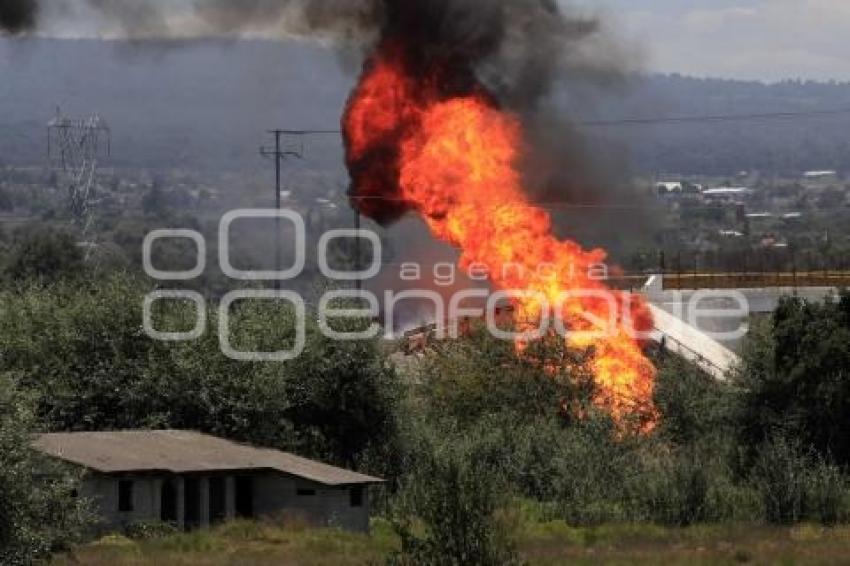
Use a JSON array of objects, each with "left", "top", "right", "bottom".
[
  {"left": 702, "top": 187, "right": 751, "bottom": 203},
  {"left": 803, "top": 170, "right": 838, "bottom": 180},
  {"left": 34, "top": 430, "right": 384, "bottom": 533}
]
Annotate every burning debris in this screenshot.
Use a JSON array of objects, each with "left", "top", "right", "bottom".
[{"left": 343, "top": 2, "right": 658, "bottom": 431}]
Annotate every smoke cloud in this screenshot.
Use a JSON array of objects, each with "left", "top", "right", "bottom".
[
  {"left": 85, "top": 0, "right": 171, "bottom": 38},
  {"left": 0, "top": 0, "right": 38, "bottom": 34},
  {"left": 195, "top": 0, "right": 379, "bottom": 44},
  {"left": 375, "top": 0, "right": 626, "bottom": 111},
  {"left": 3, "top": 1, "right": 629, "bottom": 95},
  {"left": 1, "top": 1, "right": 632, "bottom": 113},
  {"left": 1, "top": 0, "right": 382, "bottom": 42},
  {"left": 1, "top": 0, "right": 647, "bottom": 248}
]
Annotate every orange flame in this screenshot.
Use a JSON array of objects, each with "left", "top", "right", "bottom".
[{"left": 345, "top": 44, "right": 658, "bottom": 432}]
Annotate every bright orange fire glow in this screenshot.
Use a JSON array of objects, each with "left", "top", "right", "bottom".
[{"left": 345, "top": 44, "right": 658, "bottom": 432}]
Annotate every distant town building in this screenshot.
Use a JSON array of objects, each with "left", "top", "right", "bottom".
[
  {"left": 657, "top": 181, "right": 683, "bottom": 195},
  {"left": 703, "top": 187, "right": 751, "bottom": 204},
  {"left": 703, "top": 187, "right": 750, "bottom": 197},
  {"left": 656, "top": 181, "right": 703, "bottom": 196},
  {"left": 803, "top": 170, "right": 838, "bottom": 180},
  {"left": 34, "top": 431, "right": 383, "bottom": 534}
]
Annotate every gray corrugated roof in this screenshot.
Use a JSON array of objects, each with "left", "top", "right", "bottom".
[{"left": 34, "top": 430, "right": 383, "bottom": 486}]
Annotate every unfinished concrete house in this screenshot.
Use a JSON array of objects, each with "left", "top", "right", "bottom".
[{"left": 34, "top": 430, "right": 383, "bottom": 533}]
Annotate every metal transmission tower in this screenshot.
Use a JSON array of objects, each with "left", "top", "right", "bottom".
[{"left": 47, "top": 109, "right": 111, "bottom": 234}]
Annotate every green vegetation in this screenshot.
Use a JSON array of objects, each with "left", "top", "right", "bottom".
[
  {"left": 0, "top": 275, "right": 401, "bottom": 471},
  {"left": 0, "top": 232, "right": 849, "bottom": 564},
  {"left": 737, "top": 294, "right": 850, "bottom": 465},
  {"left": 0, "top": 382, "right": 90, "bottom": 565},
  {"left": 2, "top": 227, "right": 85, "bottom": 284},
  {"left": 49, "top": 518, "right": 850, "bottom": 565},
  {"left": 52, "top": 519, "right": 400, "bottom": 566}
]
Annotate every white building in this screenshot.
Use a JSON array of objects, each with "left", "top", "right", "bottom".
[
  {"left": 702, "top": 187, "right": 751, "bottom": 203},
  {"left": 803, "top": 170, "right": 838, "bottom": 180}
]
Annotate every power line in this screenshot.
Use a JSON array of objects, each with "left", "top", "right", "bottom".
[
  {"left": 5, "top": 106, "right": 850, "bottom": 137},
  {"left": 579, "top": 107, "right": 850, "bottom": 127},
  {"left": 347, "top": 195, "right": 770, "bottom": 212},
  {"left": 269, "top": 129, "right": 342, "bottom": 135},
  {"left": 275, "top": 106, "right": 850, "bottom": 135}
]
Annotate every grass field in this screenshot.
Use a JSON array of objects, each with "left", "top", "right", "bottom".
[{"left": 52, "top": 519, "right": 850, "bottom": 565}]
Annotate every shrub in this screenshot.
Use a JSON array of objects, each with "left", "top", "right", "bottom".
[
  {"left": 644, "top": 450, "right": 712, "bottom": 526},
  {"left": 803, "top": 456, "right": 848, "bottom": 525},
  {"left": 388, "top": 437, "right": 520, "bottom": 566},
  {"left": 550, "top": 419, "right": 635, "bottom": 525},
  {"left": 124, "top": 520, "right": 179, "bottom": 540},
  {"left": 4, "top": 227, "right": 85, "bottom": 284},
  {"left": 634, "top": 442, "right": 761, "bottom": 526},
  {"left": 752, "top": 435, "right": 808, "bottom": 524},
  {"left": 749, "top": 435, "right": 850, "bottom": 525},
  {"left": 654, "top": 355, "right": 738, "bottom": 446}
]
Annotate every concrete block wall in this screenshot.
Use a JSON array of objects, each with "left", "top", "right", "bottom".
[
  {"left": 81, "top": 471, "right": 371, "bottom": 534},
  {"left": 253, "top": 473, "right": 371, "bottom": 532},
  {"left": 81, "top": 474, "right": 162, "bottom": 532}
]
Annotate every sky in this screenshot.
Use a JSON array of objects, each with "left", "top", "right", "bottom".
[
  {"left": 31, "top": 0, "right": 850, "bottom": 83},
  {"left": 588, "top": 0, "right": 850, "bottom": 81}
]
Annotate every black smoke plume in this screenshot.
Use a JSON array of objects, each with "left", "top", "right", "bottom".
[
  {"left": 376, "top": 0, "right": 613, "bottom": 110},
  {"left": 4, "top": 1, "right": 624, "bottom": 104},
  {"left": 0, "top": 0, "right": 38, "bottom": 34},
  {"left": 4, "top": 0, "right": 644, "bottom": 242}
]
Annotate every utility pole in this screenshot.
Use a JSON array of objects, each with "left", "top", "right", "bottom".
[
  {"left": 261, "top": 129, "right": 353, "bottom": 291},
  {"left": 260, "top": 131, "right": 303, "bottom": 291},
  {"left": 354, "top": 207, "right": 362, "bottom": 292}
]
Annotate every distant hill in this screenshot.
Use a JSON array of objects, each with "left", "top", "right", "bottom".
[
  {"left": 0, "top": 38, "right": 351, "bottom": 172},
  {"left": 599, "top": 74, "right": 850, "bottom": 176},
  {"left": 2, "top": 38, "right": 850, "bottom": 176}
]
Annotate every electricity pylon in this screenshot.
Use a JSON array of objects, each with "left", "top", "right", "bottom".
[{"left": 47, "top": 108, "right": 111, "bottom": 237}]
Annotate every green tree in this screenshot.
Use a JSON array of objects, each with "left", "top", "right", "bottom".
[
  {"left": 4, "top": 228, "right": 84, "bottom": 283},
  {"left": 653, "top": 354, "right": 737, "bottom": 445},
  {"left": 736, "top": 292, "right": 850, "bottom": 464},
  {"left": 416, "top": 326, "right": 594, "bottom": 427},
  {"left": 0, "top": 378, "right": 90, "bottom": 565},
  {"left": 0, "top": 276, "right": 402, "bottom": 478},
  {"left": 278, "top": 295, "right": 403, "bottom": 471},
  {"left": 388, "top": 436, "right": 519, "bottom": 566}
]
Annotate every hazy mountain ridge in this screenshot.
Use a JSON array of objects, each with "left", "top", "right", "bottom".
[{"left": 2, "top": 38, "right": 850, "bottom": 175}]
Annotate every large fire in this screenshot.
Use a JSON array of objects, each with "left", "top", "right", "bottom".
[{"left": 344, "top": 42, "right": 658, "bottom": 432}]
